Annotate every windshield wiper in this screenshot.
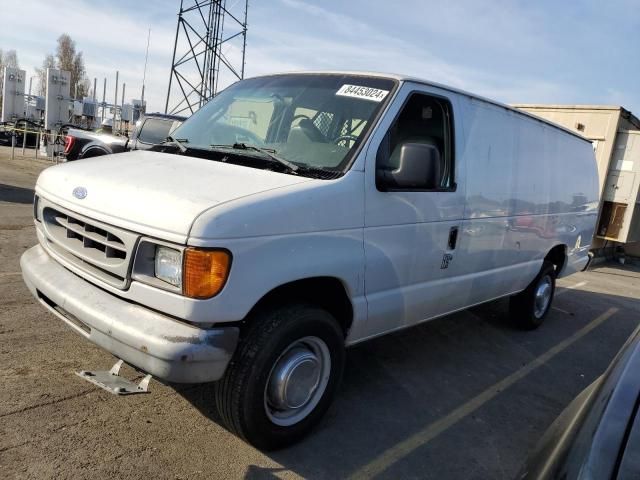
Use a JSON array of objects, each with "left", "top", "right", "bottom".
[
  {"left": 164, "top": 135, "right": 189, "bottom": 153},
  {"left": 210, "top": 143, "right": 299, "bottom": 173}
]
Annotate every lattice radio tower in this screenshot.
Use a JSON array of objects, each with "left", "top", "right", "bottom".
[{"left": 165, "top": 0, "right": 248, "bottom": 115}]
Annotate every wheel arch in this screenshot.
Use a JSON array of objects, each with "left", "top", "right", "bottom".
[
  {"left": 545, "top": 244, "right": 568, "bottom": 276},
  {"left": 80, "top": 145, "right": 110, "bottom": 158},
  {"left": 244, "top": 276, "right": 354, "bottom": 337}
]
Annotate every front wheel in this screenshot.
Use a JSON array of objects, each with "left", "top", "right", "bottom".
[
  {"left": 214, "top": 304, "right": 345, "bottom": 450},
  {"left": 509, "top": 261, "right": 556, "bottom": 330}
]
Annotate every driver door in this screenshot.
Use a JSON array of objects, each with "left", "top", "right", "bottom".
[{"left": 358, "top": 82, "right": 468, "bottom": 340}]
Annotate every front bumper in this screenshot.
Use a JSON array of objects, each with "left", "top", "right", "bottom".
[{"left": 20, "top": 245, "right": 239, "bottom": 383}]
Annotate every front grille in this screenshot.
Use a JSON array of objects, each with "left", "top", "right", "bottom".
[
  {"left": 41, "top": 202, "right": 139, "bottom": 288},
  {"left": 53, "top": 213, "right": 127, "bottom": 260}
]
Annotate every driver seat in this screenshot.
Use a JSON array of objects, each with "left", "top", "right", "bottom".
[{"left": 288, "top": 118, "right": 326, "bottom": 144}]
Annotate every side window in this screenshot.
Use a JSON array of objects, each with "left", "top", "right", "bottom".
[
  {"left": 137, "top": 119, "right": 173, "bottom": 145},
  {"left": 168, "top": 120, "right": 183, "bottom": 136},
  {"left": 376, "top": 93, "right": 455, "bottom": 191}
]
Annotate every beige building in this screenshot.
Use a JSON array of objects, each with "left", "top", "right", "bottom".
[{"left": 513, "top": 104, "right": 640, "bottom": 253}]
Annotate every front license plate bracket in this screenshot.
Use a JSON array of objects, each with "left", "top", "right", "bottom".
[{"left": 75, "top": 359, "right": 152, "bottom": 395}]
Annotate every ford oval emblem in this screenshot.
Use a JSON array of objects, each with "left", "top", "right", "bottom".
[{"left": 72, "top": 186, "right": 87, "bottom": 200}]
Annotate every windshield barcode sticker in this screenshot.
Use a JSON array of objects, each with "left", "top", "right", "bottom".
[{"left": 336, "top": 84, "right": 389, "bottom": 102}]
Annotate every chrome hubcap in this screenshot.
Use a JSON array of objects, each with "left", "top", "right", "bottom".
[
  {"left": 534, "top": 275, "right": 553, "bottom": 318},
  {"left": 265, "top": 336, "right": 331, "bottom": 427}
]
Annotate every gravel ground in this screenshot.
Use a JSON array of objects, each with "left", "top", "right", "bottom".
[{"left": 2, "top": 145, "right": 640, "bottom": 480}]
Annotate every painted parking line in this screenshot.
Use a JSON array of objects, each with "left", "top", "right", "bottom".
[
  {"left": 555, "top": 281, "right": 587, "bottom": 296},
  {"left": 552, "top": 306, "right": 572, "bottom": 315},
  {"left": 551, "top": 281, "right": 588, "bottom": 313},
  {"left": 349, "top": 306, "right": 618, "bottom": 480}
]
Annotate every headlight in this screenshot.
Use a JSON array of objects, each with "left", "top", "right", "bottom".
[{"left": 155, "top": 246, "right": 183, "bottom": 288}]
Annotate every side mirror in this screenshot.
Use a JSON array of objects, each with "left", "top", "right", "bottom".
[{"left": 377, "top": 142, "right": 441, "bottom": 190}]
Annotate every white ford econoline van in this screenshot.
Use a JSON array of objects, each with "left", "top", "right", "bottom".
[{"left": 21, "top": 72, "right": 598, "bottom": 449}]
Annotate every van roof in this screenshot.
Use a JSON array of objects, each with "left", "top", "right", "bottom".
[
  {"left": 253, "top": 70, "right": 593, "bottom": 144},
  {"left": 512, "top": 104, "right": 623, "bottom": 111}
]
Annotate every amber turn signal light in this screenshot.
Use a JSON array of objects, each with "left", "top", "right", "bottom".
[{"left": 183, "top": 248, "right": 231, "bottom": 299}]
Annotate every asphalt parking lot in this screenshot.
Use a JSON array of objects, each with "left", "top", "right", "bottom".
[{"left": 2, "top": 146, "right": 640, "bottom": 480}]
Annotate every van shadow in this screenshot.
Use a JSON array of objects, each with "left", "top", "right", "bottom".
[
  {"left": 0, "top": 184, "right": 35, "bottom": 204},
  {"left": 178, "top": 269, "right": 640, "bottom": 480}
]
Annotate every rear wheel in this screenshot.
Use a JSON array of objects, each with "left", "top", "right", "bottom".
[
  {"left": 509, "top": 261, "right": 556, "bottom": 330},
  {"left": 214, "top": 304, "right": 345, "bottom": 450}
]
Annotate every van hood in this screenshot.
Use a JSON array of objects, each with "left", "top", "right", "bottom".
[{"left": 36, "top": 150, "right": 313, "bottom": 243}]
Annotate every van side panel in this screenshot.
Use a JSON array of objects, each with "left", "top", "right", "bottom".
[
  {"left": 355, "top": 91, "right": 597, "bottom": 343},
  {"left": 457, "top": 100, "right": 529, "bottom": 304},
  {"left": 460, "top": 96, "right": 598, "bottom": 300}
]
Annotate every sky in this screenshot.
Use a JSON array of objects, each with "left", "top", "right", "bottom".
[{"left": 1, "top": 0, "right": 638, "bottom": 115}]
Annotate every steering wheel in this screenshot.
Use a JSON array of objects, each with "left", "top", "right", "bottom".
[
  {"left": 292, "top": 114, "right": 312, "bottom": 123},
  {"left": 333, "top": 134, "right": 359, "bottom": 146}
]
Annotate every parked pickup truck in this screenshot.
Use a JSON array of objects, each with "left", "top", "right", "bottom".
[
  {"left": 21, "top": 72, "right": 598, "bottom": 450},
  {"left": 62, "top": 113, "right": 186, "bottom": 160}
]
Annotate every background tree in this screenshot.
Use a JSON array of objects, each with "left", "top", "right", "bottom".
[
  {"left": 72, "top": 51, "right": 90, "bottom": 98},
  {"left": 55, "top": 34, "right": 88, "bottom": 99},
  {"left": 35, "top": 34, "right": 89, "bottom": 98},
  {"left": 2, "top": 49, "right": 20, "bottom": 69},
  {"left": 35, "top": 54, "right": 55, "bottom": 96}
]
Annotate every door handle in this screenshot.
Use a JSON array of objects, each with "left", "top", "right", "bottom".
[{"left": 448, "top": 226, "right": 459, "bottom": 250}]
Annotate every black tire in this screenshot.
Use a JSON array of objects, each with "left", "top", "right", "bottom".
[
  {"left": 509, "top": 261, "right": 556, "bottom": 330},
  {"left": 214, "top": 304, "right": 345, "bottom": 450}
]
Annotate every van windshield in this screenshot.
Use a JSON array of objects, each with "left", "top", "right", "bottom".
[{"left": 170, "top": 74, "right": 397, "bottom": 175}]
